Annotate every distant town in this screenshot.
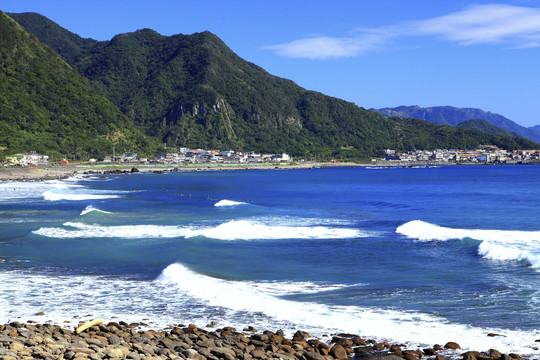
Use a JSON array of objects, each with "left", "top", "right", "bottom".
[
  {"left": 382, "top": 147, "right": 540, "bottom": 164},
  {"left": 2, "top": 146, "right": 540, "bottom": 167},
  {"left": 1, "top": 148, "right": 292, "bottom": 167}
]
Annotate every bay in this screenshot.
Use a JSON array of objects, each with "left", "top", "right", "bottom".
[{"left": 0, "top": 165, "right": 539, "bottom": 357}]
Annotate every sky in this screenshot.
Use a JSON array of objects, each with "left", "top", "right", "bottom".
[{"left": 3, "top": 0, "right": 540, "bottom": 127}]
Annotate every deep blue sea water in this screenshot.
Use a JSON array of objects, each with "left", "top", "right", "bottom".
[{"left": 0, "top": 166, "right": 539, "bottom": 357}]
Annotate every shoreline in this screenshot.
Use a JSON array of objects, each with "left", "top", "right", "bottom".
[
  {"left": 0, "top": 162, "right": 363, "bottom": 182},
  {"left": 0, "top": 160, "right": 516, "bottom": 182},
  {"left": 0, "top": 320, "right": 529, "bottom": 360}
]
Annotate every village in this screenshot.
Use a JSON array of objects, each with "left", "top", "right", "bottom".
[
  {"left": 1, "top": 148, "right": 293, "bottom": 167},
  {"left": 3, "top": 146, "right": 540, "bottom": 167},
  {"left": 382, "top": 147, "right": 540, "bottom": 164}
]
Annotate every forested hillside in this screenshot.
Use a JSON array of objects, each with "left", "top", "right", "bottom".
[
  {"left": 4, "top": 12, "right": 538, "bottom": 160},
  {"left": 0, "top": 11, "right": 159, "bottom": 160}
]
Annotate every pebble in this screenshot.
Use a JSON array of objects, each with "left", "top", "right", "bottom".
[{"left": 0, "top": 321, "right": 529, "bottom": 360}]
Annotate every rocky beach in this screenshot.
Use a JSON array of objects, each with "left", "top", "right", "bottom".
[{"left": 0, "top": 320, "right": 527, "bottom": 360}]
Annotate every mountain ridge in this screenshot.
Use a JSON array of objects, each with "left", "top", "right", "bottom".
[
  {"left": 3, "top": 12, "right": 539, "bottom": 159},
  {"left": 372, "top": 105, "right": 540, "bottom": 143}
]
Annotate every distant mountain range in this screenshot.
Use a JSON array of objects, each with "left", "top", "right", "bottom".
[
  {"left": 1, "top": 11, "right": 538, "bottom": 160},
  {"left": 373, "top": 105, "right": 540, "bottom": 143}
]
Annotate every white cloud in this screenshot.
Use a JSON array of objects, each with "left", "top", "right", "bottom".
[
  {"left": 264, "top": 4, "right": 540, "bottom": 59},
  {"left": 414, "top": 4, "right": 540, "bottom": 45},
  {"left": 262, "top": 29, "right": 394, "bottom": 59}
]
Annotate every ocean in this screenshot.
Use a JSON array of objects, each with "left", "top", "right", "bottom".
[{"left": 0, "top": 166, "right": 539, "bottom": 357}]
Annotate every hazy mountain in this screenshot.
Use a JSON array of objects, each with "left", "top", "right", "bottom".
[
  {"left": 5, "top": 12, "right": 538, "bottom": 159},
  {"left": 372, "top": 105, "right": 540, "bottom": 143}
]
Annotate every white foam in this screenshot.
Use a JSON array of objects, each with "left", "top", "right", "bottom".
[
  {"left": 42, "top": 189, "right": 120, "bottom": 201},
  {"left": 157, "top": 263, "right": 540, "bottom": 356},
  {"left": 33, "top": 220, "right": 366, "bottom": 240},
  {"left": 80, "top": 205, "right": 113, "bottom": 216},
  {"left": 214, "top": 199, "right": 247, "bottom": 207},
  {"left": 184, "top": 220, "right": 365, "bottom": 240},
  {"left": 396, "top": 220, "right": 540, "bottom": 269}
]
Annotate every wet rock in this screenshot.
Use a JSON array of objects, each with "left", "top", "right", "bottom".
[
  {"left": 251, "top": 334, "right": 269, "bottom": 343},
  {"left": 330, "top": 344, "right": 348, "bottom": 360},
  {"left": 292, "top": 330, "right": 310, "bottom": 341},
  {"left": 489, "top": 349, "right": 502, "bottom": 360},
  {"left": 402, "top": 349, "right": 422, "bottom": 360},
  {"left": 444, "top": 342, "right": 461, "bottom": 350}
]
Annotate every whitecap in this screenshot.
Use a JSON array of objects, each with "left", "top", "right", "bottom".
[
  {"left": 42, "top": 189, "right": 120, "bottom": 201},
  {"left": 214, "top": 199, "right": 247, "bottom": 207},
  {"left": 396, "top": 220, "right": 540, "bottom": 269},
  {"left": 80, "top": 205, "right": 113, "bottom": 216},
  {"left": 33, "top": 220, "right": 366, "bottom": 240}
]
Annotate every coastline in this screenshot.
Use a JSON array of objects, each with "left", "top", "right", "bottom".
[
  {"left": 0, "top": 319, "right": 528, "bottom": 360},
  {"left": 0, "top": 162, "right": 362, "bottom": 182},
  {"left": 3, "top": 160, "right": 538, "bottom": 182}
]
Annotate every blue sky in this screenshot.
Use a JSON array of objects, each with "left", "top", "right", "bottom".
[{"left": 3, "top": 0, "right": 540, "bottom": 127}]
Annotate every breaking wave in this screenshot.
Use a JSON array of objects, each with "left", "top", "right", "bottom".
[
  {"left": 157, "top": 263, "right": 540, "bottom": 355},
  {"left": 80, "top": 205, "right": 113, "bottom": 216},
  {"left": 396, "top": 220, "right": 540, "bottom": 269},
  {"left": 33, "top": 220, "right": 367, "bottom": 240},
  {"left": 214, "top": 199, "right": 247, "bottom": 207},
  {"left": 43, "top": 189, "right": 121, "bottom": 201}
]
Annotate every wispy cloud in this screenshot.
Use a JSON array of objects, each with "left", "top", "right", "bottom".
[
  {"left": 263, "top": 29, "right": 395, "bottom": 59},
  {"left": 414, "top": 4, "right": 540, "bottom": 46},
  {"left": 264, "top": 4, "right": 540, "bottom": 59}
]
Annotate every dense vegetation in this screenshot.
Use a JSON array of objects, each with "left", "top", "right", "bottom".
[
  {"left": 457, "top": 119, "right": 519, "bottom": 137},
  {"left": 373, "top": 105, "right": 540, "bottom": 143},
  {"left": 0, "top": 11, "right": 160, "bottom": 160},
  {"left": 4, "top": 12, "right": 539, "bottom": 160}
]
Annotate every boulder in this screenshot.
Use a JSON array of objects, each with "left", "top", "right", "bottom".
[
  {"left": 251, "top": 334, "right": 269, "bottom": 343},
  {"left": 304, "top": 351, "right": 326, "bottom": 360},
  {"left": 489, "top": 349, "right": 502, "bottom": 360},
  {"left": 210, "top": 347, "right": 236, "bottom": 360},
  {"left": 444, "top": 342, "right": 461, "bottom": 350},
  {"left": 249, "top": 349, "right": 267, "bottom": 359},
  {"left": 182, "top": 349, "right": 206, "bottom": 360},
  {"left": 330, "top": 344, "right": 348, "bottom": 360}
]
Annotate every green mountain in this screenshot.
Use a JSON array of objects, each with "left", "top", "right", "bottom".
[
  {"left": 456, "top": 119, "right": 520, "bottom": 137},
  {"left": 372, "top": 105, "right": 540, "bottom": 143},
  {"left": 0, "top": 11, "right": 159, "bottom": 160},
  {"left": 5, "top": 12, "right": 539, "bottom": 159}
]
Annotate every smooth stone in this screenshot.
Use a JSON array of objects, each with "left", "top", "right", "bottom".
[
  {"left": 330, "top": 344, "right": 348, "bottom": 360},
  {"left": 445, "top": 342, "right": 461, "bottom": 350}
]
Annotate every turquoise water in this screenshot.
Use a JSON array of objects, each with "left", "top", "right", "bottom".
[{"left": 0, "top": 166, "right": 539, "bottom": 357}]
